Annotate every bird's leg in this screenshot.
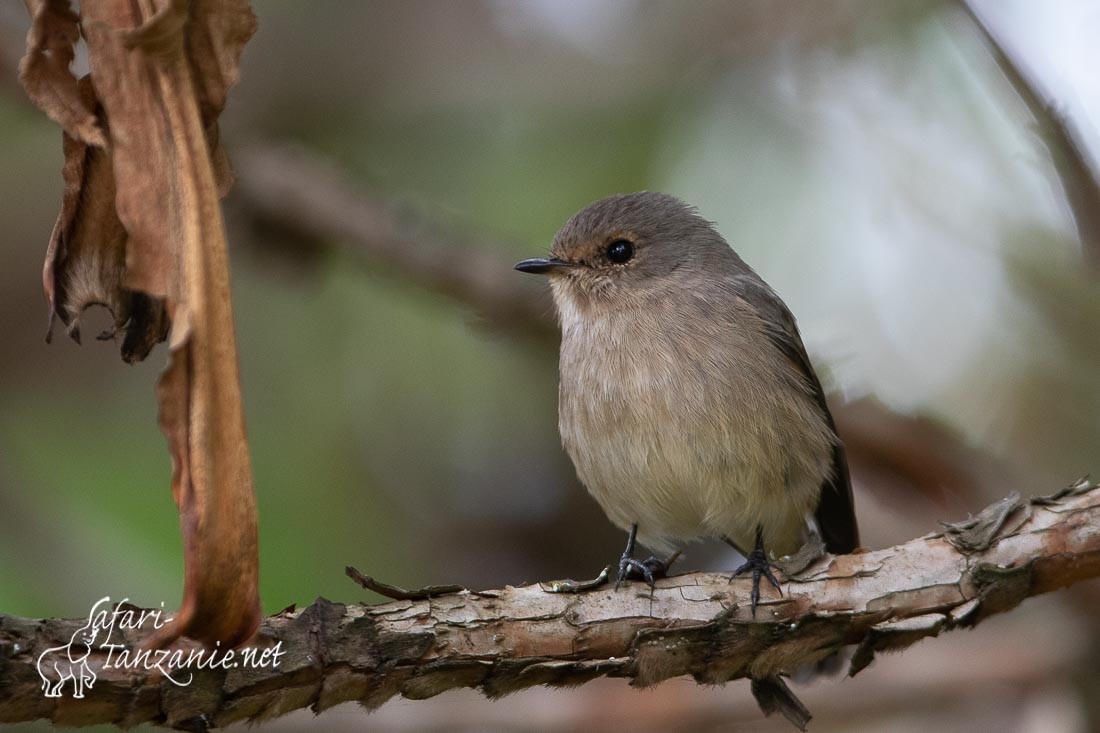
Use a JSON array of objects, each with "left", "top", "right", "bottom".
[
  {"left": 615, "top": 523, "right": 675, "bottom": 590},
  {"left": 731, "top": 526, "right": 782, "bottom": 617}
]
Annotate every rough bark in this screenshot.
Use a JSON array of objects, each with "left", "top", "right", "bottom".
[{"left": 1, "top": 478, "right": 1097, "bottom": 729}]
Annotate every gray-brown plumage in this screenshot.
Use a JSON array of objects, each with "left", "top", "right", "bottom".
[{"left": 516, "top": 192, "right": 858, "bottom": 607}]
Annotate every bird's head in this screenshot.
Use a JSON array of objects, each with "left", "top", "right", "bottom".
[{"left": 515, "top": 192, "right": 737, "bottom": 314}]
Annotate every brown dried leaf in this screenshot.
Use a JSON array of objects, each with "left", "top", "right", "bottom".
[
  {"left": 19, "top": 0, "right": 107, "bottom": 147},
  {"left": 124, "top": 0, "right": 253, "bottom": 195},
  {"left": 184, "top": 0, "right": 257, "bottom": 194},
  {"left": 31, "top": 0, "right": 260, "bottom": 647},
  {"left": 24, "top": 1, "right": 157, "bottom": 356},
  {"left": 40, "top": 76, "right": 170, "bottom": 362},
  {"left": 181, "top": 0, "right": 257, "bottom": 123}
]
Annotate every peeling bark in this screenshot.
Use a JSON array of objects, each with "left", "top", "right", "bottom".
[{"left": 1, "top": 479, "right": 1097, "bottom": 729}]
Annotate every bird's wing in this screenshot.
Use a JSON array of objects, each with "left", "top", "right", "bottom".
[{"left": 737, "top": 277, "right": 860, "bottom": 554}]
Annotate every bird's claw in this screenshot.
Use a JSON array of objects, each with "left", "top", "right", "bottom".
[
  {"left": 731, "top": 530, "right": 783, "bottom": 617},
  {"left": 615, "top": 555, "right": 668, "bottom": 590},
  {"left": 612, "top": 524, "right": 679, "bottom": 591}
]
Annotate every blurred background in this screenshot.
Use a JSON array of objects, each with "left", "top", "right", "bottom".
[{"left": 1, "top": 0, "right": 1098, "bottom": 731}]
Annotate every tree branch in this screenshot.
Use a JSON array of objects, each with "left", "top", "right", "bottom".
[
  {"left": 230, "top": 143, "right": 558, "bottom": 341},
  {"left": 960, "top": 0, "right": 1100, "bottom": 267},
  {"left": 2, "top": 478, "right": 1097, "bottom": 729}
]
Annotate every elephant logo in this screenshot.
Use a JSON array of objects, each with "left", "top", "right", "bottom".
[{"left": 37, "top": 596, "right": 110, "bottom": 698}]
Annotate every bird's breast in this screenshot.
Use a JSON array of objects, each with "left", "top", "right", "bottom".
[
  {"left": 556, "top": 307, "right": 737, "bottom": 540},
  {"left": 553, "top": 296, "right": 831, "bottom": 553},
  {"left": 557, "top": 302, "right": 735, "bottom": 444}
]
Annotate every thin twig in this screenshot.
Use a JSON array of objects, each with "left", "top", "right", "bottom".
[{"left": 345, "top": 566, "right": 467, "bottom": 601}]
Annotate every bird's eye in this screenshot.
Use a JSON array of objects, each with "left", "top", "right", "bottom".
[{"left": 606, "top": 239, "right": 634, "bottom": 264}]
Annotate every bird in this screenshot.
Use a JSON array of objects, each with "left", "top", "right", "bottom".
[{"left": 515, "top": 192, "right": 859, "bottom": 614}]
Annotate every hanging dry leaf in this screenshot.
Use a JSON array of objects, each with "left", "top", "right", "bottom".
[
  {"left": 41, "top": 75, "right": 170, "bottom": 361},
  {"left": 19, "top": 0, "right": 106, "bottom": 148},
  {"left": 23, "top": 0, "right": 261, "bottom": 647}
]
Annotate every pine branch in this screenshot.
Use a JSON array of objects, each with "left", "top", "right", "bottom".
[{"left": 1, "top": 479, "right": 1097, "bottom": 729}]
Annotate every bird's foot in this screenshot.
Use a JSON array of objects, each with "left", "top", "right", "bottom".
[
  {"left": 608, "top": 523, "right": 681, "bottom": 591},
  {"left": 542, "top": 547, "right": 681, "bottom": 594},
  {"left": 731, "top": 529, "right": 783, "bottom": 617},
  {"left": 616, "top": 554, "right": 670, "bottom": 590}
]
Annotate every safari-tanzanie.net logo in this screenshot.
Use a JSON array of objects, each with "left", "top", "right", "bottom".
[{"left": 37, "top": 597, "right": 283, "bottom": 698}]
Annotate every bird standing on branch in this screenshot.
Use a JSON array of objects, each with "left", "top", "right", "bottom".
[{"left": 516, "top": 193, "right": 859, "bottom": 613}]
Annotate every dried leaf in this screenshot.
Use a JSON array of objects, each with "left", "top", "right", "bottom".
[
  {"left": 182, "top": 0, "right": 257, "bottom": 123},
  {"left": 29, "top": 0, "right": 261, "bottom": 647},
  {"left": 126, "top": 0, "right": 253, "bottom": 196},
  {"left": 40, "top": 75, "right": 170, "bottom": 361},
  {"left": 184, "top": 0, "right": 257, "bottom": 195},
  {"left": 19, "top": 0, "right": 107, "bottom": 147}
]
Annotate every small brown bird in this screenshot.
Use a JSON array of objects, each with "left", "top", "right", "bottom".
[{"left": 516, "top": 192, "right": 858, "bottom": 612}]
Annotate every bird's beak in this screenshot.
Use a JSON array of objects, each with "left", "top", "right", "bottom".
[{"left": 514, "top": 257, "right": 577, "bottom": 275}]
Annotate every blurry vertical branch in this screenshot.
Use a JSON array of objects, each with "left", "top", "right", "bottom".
[
  {"left": 960, "top": 0, "right": 1100, "bottom": 266},
  {"left": 20, "top": 0, "right": 261, "bottom": 646}
]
